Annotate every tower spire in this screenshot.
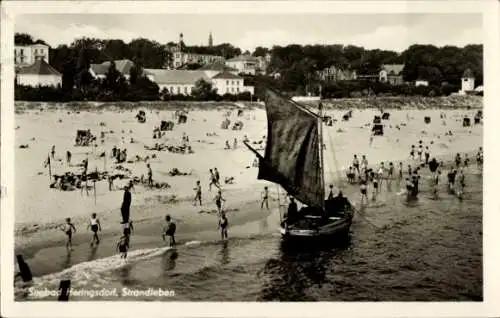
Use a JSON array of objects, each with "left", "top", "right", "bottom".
[{"left": 208, "top": 32, "right": 213, "bottom": 47}]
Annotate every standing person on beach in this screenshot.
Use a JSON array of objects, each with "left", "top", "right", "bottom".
[
  {"left": 352, "top": 155, "right": 360, "bottom": 177},
  {"left": 417, "top": 141, "right": 423, "bottom": 162},
  {"left": 108, "top": 175, "right": 115, "bottom": 191},
  {"left": 477, "top": 147, "right": 483, "bottom": 169},
  {"left": 61, "top": 218, "right": 77, "bottom": 251},
  {"left": 214, "top": 190, "right": 225, "bottom": 215},
  {"left": 218, "top": 211, "right": 229, "bottom": 240},
  {"left": 424, "top": 147, "right": 430, "bottom": 164},
  {"left": 361, "top": 155, "right": 368, "bottom": 177},
  {"left": 51, "top": 145, "right": 56, "bottom": 159},
  {"left": 147, "top": 164, "right": 153, "bottom": 187},
  {"left": 464, "top": 154, "right": 470, "bottom": 168},
  {"left": 193, "top": 181, "right": 202, "bottom": 206},
  {"left": 214, "top": 168, "right": 221, "bottom": 187},
  {"left": 87, "top": 213, "right": 101, "bottom": 246},
  {"left": 455, "top": 153, "right": 462, "bottom": 168},
  {"left": 410, "top": 145, "right": 415, "bottom": 160},
  {"left": 162, "top": 215, "right": 176, "bottom": 247},
  {"left": 66, "top": 150, "right": 72, "bottom": 165},
  {"left": 398, "top": 162, "right": 404, "bottom": 186},
  {"left": 208, "top": 169, "right": 218, "bottom": 191},
  {"left": 261, "top": 186, "right": 270, "bottom": 209},
  {"left": 233, "top": 138, "right": 238, "bottom": 149},
  {"left": 121, "top": 186, "right": 132, "bottom": 223},
  {"left": 117, "top": 235, "right": 130, "bottom": 259}
]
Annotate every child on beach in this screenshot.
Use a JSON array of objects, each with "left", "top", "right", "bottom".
[
  {"left": 87, "top": 213, "right": 101, "bottom": 246},
  {"left": 214, "top": 190, "right": 225, "bottom": 215},
  {"left": 218, "top": 212, "right": 229, "bottom": 240},
  {"left": 61, "top": 218, "right": 77, "bottom": 251},
  {"left": 162, "top": 215, "right": 176, "bottom": 247},
  {"left": 117, "top": 235, "right": 130, "bottom": 259}
]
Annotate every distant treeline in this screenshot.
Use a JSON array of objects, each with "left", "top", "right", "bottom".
[{"left": 16, "top": 33, "right": 482, "bottom": 96}]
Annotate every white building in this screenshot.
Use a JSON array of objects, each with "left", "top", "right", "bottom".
[
  {"left": 89, "top": 59, "right": 135, "bottom": 80},
  {"left": 145, "top": 69, "right": 210, "bottom": 95},
  {"left": 145, "top": 69, "right": 254, "bottom": 96},
  {"left": 16, "top": 58, "right": 62, "bottom": 87},
  {"left": 461, "top": 69, "right": 475, "bottom": 92},
  {"left": 225, "top": 55, "right": 260, "bottom": 75},
  {"left": 15, "top": 43, "right": 50, "bottom": 67},
  {"left": 415, "top": 80, "right": 429, "bottom": 87},
  {"left": 169, "top": 33, "right": 225, "bottom": 69},
  {"left": 211, "top": 71, "right": 254, "bottom": 95}
]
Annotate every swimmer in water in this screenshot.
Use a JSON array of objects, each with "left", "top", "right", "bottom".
[
  {"left": 87, "top": 213, "right": 101, "bottom": 246},
  {"left": 61, "top": 218, "right": 77, "bottom": 251}
]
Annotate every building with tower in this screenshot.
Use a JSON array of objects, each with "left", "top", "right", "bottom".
[
  {"left": 168, "top": 32, "right": 224, "bottom": 69},
  {"left": 208, "top": 32, "right": 213, "bottom": 47}
]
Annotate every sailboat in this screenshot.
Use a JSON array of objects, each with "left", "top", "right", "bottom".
[{"left": 245, "top": 89, "right": 356, "bottom": 239}]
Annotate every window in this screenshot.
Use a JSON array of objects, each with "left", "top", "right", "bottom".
[
  {"left": 231, "top": 81, "right": 234, "bottom": 85},
  {"left": 20, "top": 49, "right": 24, "bottom": 54},
  {"left": 184, "top": 86, "right": 188, "bottom": 94},
  {"left": 176, "top": 54, "right": 180, "bottom": 58},
  {"left": 177, "top": 87, "right": 181, "bottom": 94},
  {"left": 226, "top": 80, "right": 229, "bottom": 85},
  {"left": 237, "top": 87, "right": 240, "bottom": 93},
  {"left": 231, "top": 87, "right": 234, "bottom": 93},
  {"left": 170, "top": 87, "right": 174, "bottom": 93},
  {"left": 226, "top": 88, "right": 229, "bottom": 93}
]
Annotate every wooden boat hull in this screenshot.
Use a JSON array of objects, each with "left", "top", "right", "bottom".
[{"left": 280, "top": 204, "right": 355, "bottom": 239}]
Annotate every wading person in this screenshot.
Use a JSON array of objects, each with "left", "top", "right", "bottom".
[
  {"left": 352, "top": 155, "right": 360, "bottom": 177},
  {"left": 209, "top": 169, "right": 218, "bottom": 191},
  {"left": 162, "top": 215, "right": 176, "bottom": 247},
  {"left": 117, "top": 235, "right": 130, "bottom": 259},
  {"left": 218, "top": 211, "right": 229, "bottom": 240},
  {"left": 360, "top": 180, "right": 368, "bottom": 205},
  {"left": 87, "top": 213, "right": 101, "bottom": 246},
  {"left": 61, "top": 218, "right": 77, "bottom": 251},
  {"left": 123, "top": 219, "right": 134, "bottom": 237},
  {"left": 261, "top": 186, "right": 269, "bottom": 209}
]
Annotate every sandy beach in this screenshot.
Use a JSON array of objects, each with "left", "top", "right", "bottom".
[{"left": 14, "top": 98, "right": 483, "bottom": 251}]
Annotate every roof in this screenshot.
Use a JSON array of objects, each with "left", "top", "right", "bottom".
[
  {"left": 381, "top": 64, "right": 404, "bottom": 75},
  {"left": 226, "top": 55, "right": 259, "bottom": 63},
  {"left": 144, "top": 69, "right": 210, "bottom": 85},
  {"left": 90, "top": 59, "right": 135, "bottom": 76},
  {"left": 462, "top": 68, "right": 474, "bottom": 78},
  {"left": 17, "top": 59, "right": 61, "bottom": 76},
  {"left": 211, "top": 71, "right": 242, "bottom": 80},
  {"left": 197, "top": 62, "right": 238, "bottom": 72}
]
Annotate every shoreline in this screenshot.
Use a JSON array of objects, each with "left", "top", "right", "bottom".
[{"left": 14, "top": 95, "right": 483, "bottom": 111}]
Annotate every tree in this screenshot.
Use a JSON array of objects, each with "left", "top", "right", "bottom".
[
  {"left": 15, "top": 33, "right": 35, "bottom": 45},
  {"left": 253, "top": 46, "right": 270, "bottom": 57},
  {"left": 191, "top": 79, "right": 217, "bottom": 100}
]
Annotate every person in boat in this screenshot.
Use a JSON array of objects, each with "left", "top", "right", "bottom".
[
  {"left": 61, "top": 217, "right": 77, "bottom": 251},
  {"left": 87, "top": 213, "right": 101, "bottom": 246},
  {"left": 214, "top": 190, "right": 225, "bottom": 215},
  {"left": 334, "top": 191, "right": 350, "bottom": 213},
  {"left": 261, "top": 186, "right": 269, "bottom": 209},
  {"left": 283, "top": 196, "right": 298, "bottom": 226},
  {"left": 162, "top": 215, "right": 176, "bottom": 247},
  {"left": 327, "top": 184, "right": 335, "bottom": 200},
  {"left": 218, "top": 211, "right": 229, "bottom": 240},
  {"left": 117, "top": 235, "right": 130, "bottom": 259}
]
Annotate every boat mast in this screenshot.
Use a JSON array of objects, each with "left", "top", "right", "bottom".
[{"left": 318, "top": 85, "right": 326, "bottom": 212}]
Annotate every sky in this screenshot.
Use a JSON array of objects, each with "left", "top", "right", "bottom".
[{"left": 15, "top": 13, "right": 482, "bottom": 52}]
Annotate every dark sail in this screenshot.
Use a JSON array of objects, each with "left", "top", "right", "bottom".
[{"left": 251, "top": 90, "right": 324, "bottom": 208}]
